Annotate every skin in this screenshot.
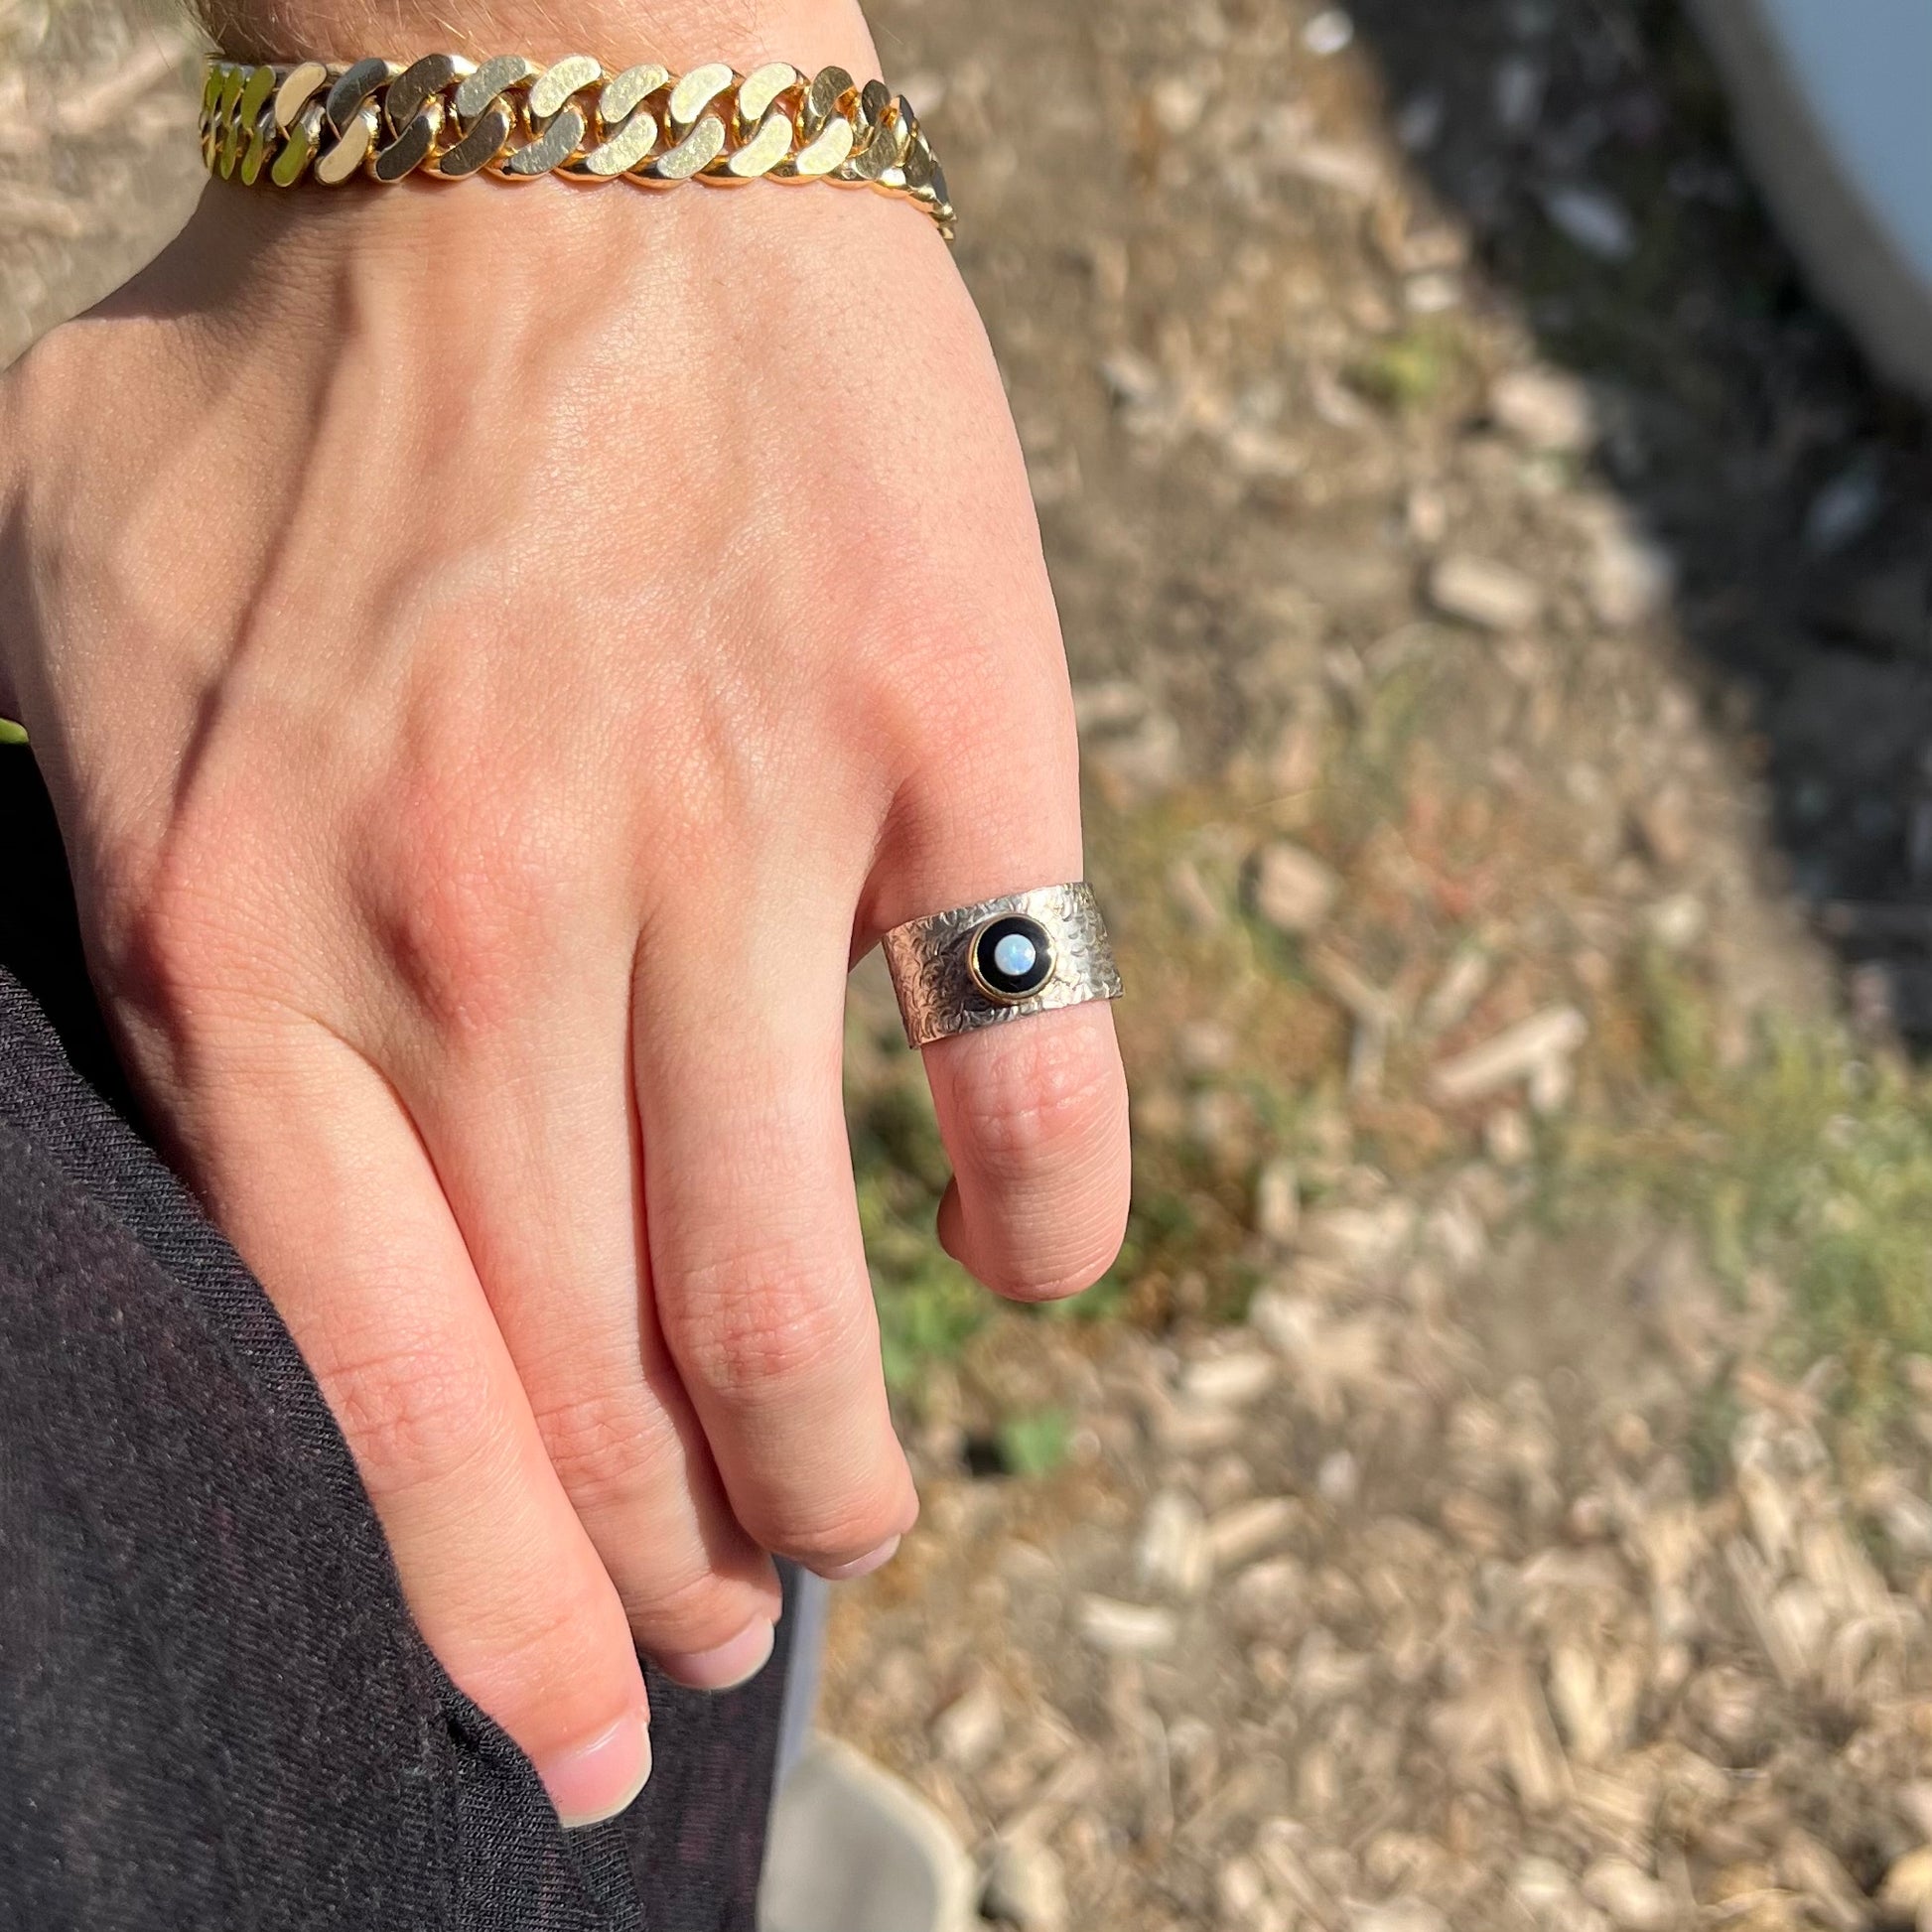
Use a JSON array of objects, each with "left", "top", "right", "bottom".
[{"left": 0, "top": 0, "right": 1130, "bottom": 1828}]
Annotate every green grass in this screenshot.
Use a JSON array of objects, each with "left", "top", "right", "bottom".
[
  {"left": 1347, "top": 324, "right": 1466, "bottom": 414},
  {"left": 1559, "top": 950, "right": 1932, "bottom": 1440},
  {"left": 996, "top": 1408, "right": 1071, "bottom": 1478},
  {"left": 851, "top": 743, "right": 1932, "bottom": 1469},
  {"left": 849, "top": 1076, "right": 987, "bottom": 1393},
  {"left": 852, "top": 1070, "right": 1252, "bottom": 1396}
]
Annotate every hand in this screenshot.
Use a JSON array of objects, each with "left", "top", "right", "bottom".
[{"left": 0, "top": 36, "right": 1130, "bottom": 1825}]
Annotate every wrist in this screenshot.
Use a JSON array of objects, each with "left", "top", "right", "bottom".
[
  {"left": 109, "top": 110, "right": 946, "bottom": 397},
  {"left": 178, "top": 25, "right": 950, "bottom": 290},
  {"left": 198, "top": 0, "right": 879, "bottom": 72}
]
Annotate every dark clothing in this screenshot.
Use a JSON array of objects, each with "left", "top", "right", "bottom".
[{"left": 0, "top": 754, "right": 790, "bottom": 1931}]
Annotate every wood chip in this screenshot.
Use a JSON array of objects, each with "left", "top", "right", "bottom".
[
  {"left": 1491, "top": 366, "right": 1598, "bottom": 454},
  {"left": 1207, "top": 1497, "right": 1301, "bottom": 1571},
  {"left": 983, "top": 1833, "right": 1068, "bottom": 1932},
  {"left": 1877, "top": 1847, "right": 1932, "bottom": 1926},
  {"left": 1077, "top": 1594, "right": 1178, "bottom": 1656},
  {"left": 1582, "top": 1858, "right": 1679, "bottom": 1932},
  {"left": 1500, "top": 1658, "right": 1573, "bottom": 1813},
  {"left": 1774, "top": 1832, "right": 1866, "bottom": 1932},
  {"left": 1253, "top": 841, "right": 1340, "bottom": 934},
  {"left": 1182, "top": 1350, "right": 1277, "bottom": 1409},
  {"left": 1428, "top": 552, "right": 1545, "bottom": 632},
  {"left": 1431, "top": 1006, "right": 1588, "bottom": 1104},
  {"left": 1254, "top": 1157, "right": 1301, "bottom": 1245},
  {"left": 1138, "top": 1490, "right": 1211, "bottom": 1598},
  {"left": 1420, "top": 948, "right": 1493, "bottom": 1036},
  {"left": 932, "top": 1678, "right": 1005, "bottom": 1772}
]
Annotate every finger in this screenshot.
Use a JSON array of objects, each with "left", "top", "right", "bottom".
[
  {"left": 171, "top": 1019, "right": 653, "bottom": 1827},
  {"left": 398, "top": 972, "right": 785, "bottom": 1692},
  {"left": 926, "top": 1001, "right": 1132, "bottom": 1301},
  {"left": 870, "top": 757, "right": 1132, "bottom": 1305},
  {"left": 635, "top": 896, "right": 917, "bottom": 1577}
]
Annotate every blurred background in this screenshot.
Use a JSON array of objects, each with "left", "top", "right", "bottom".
[{"left": 6, "top": 1, "right": 1932, "bottom": 1928}]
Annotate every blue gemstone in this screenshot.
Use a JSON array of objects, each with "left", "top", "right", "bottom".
[{"left": 993, "top": 932, "right": 1038, "bottom": 980}]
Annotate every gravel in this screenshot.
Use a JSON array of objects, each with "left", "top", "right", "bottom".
[{"left": 816, "top": 0, "right": 1932, "bottom": 1925}]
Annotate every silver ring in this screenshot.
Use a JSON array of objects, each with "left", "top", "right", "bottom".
[{"left": 882, "top": 882, "right": 1124, "bottom": 1049}]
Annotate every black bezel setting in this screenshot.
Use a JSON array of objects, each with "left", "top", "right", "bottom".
[{"left": 967, "top": 913, "right": 1056, "bottom": 1005}]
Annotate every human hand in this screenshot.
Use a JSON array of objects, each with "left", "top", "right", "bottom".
[{"left": 0, "top": 6, "right": 1129, "bottom": 1828}]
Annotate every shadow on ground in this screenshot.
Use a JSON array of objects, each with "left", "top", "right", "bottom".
[{"left": 1347, "top": 0, "right": 1932, "bottom": 1035}]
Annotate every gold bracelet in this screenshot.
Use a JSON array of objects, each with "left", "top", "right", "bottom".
[{"left": 199, "top": 56, "right": 955, "bottom": 237}]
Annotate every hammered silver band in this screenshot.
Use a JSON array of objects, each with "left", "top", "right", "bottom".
[{"left": 882, "top": 883, "right": 1123, "bottom": 1049}]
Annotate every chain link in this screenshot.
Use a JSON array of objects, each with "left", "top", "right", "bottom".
[{"left": 200, "top": 55, "right": 955, "bottom": 237}]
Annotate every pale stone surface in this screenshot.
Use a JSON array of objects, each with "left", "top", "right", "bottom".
[
  {"left": 1581, "top": 1860, "right": 1679, "bottom": 1932},
  {"left": 1432, "top": 1007, "right": 1589, "bottom": 1104},
  {"left": 1252, "top": 841, "right": 1340, "bottom": 934},
  {"left": 993, "top": 932, "right": 1038, "bottom": 978},
  {"left": 983, "top": 1834, "right": 1068, "bottom": 1932},
  {"left": 1583, "top": 512, "right": 1677, "bottom": 628},
  {"left": 1428, "top": 551, "right": 1546, "bottom": 632},
  {"left": 1491, "top": 367, "right": 1598, "bottom": 453},
  {"left": 1076, "top": 1594, "right": 1178, "bottom": 1656}
]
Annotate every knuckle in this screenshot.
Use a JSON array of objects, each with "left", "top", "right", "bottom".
[
  {"left": 886, "top": 696, "right": 1078, "bottom": 848},
  {"left": 666, "top": 1247, "right": 871, "bottom": 1406},
  {"left": 356, "top": 773, "right": 575, "bottom": 1037},
  {"left": 311, "top": 1317, "right": 513, "bottom": 1501},
  {"left": 528, "top": 1397, "right": 782, "bottom": 1650},
  {"left": 956, "top": 1021, "right": 1126, "bottom": 1182},
  {"left": 533, "top": 1385, "right": 679, "bottom": 1517},
  {"left": 105, "top": 888, "right": 230, "bottom": 1033},
  {"left": 470, "top": 1569, "right": 603, "bottom": 1679},
  {"left": 94, "top": 800, "right": 279, "bottom": 1019}
]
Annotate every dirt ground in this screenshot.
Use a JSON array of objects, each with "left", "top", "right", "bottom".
[{"left": 6, "top": 1, "right": 1932, "bottom": 1928}]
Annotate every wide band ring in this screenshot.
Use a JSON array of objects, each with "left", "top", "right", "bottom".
[{"left": 882, "top": 883, "right": 1124, "bottom": 1049}]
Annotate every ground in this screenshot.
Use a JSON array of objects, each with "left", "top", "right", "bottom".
[{"left": 5, "top": 1, "right": 1932, "bottom": 1928}]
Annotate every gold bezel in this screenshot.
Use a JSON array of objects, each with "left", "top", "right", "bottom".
[{"left": 965, "top": 915, "right": 1055, "bottom": 1007}]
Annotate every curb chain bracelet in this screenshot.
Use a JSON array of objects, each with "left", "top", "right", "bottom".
[{"left": 200, "top": 56, "right": 955, "bottom": 236}]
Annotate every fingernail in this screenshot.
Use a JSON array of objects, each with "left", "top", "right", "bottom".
[
  {"left": 656, "top": 1617, "right": 776, "bottom": 1692},
  {"left": 817, "top": 1534, "right": 901, "bottom": 1582},
  {"left": 539, "top": 1706, "right": 652, "bottom": 1829}
]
